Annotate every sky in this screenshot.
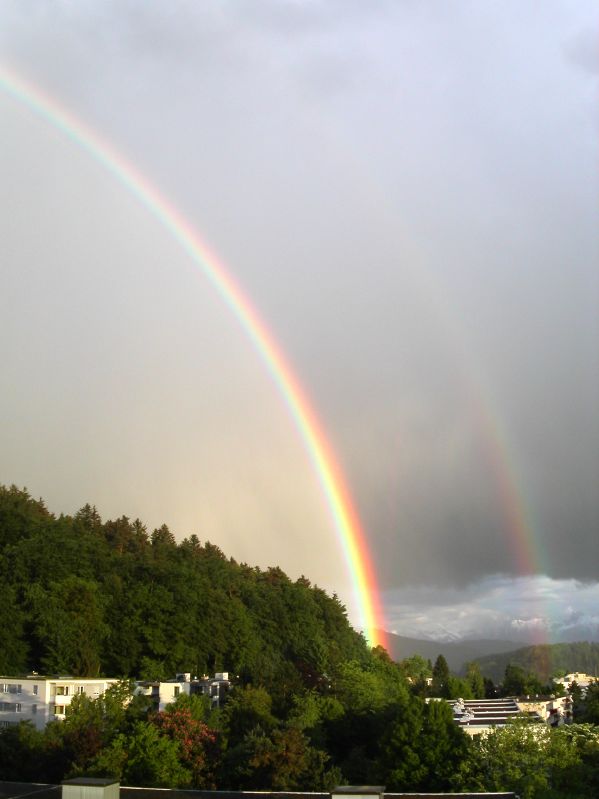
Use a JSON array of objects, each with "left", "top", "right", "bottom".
[{"left": 1, "top": 0, "right": 598, "bottom": 643}]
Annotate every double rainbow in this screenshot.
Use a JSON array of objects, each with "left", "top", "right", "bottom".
[{"left": 0, "top": 65, "right": 388, "bottom": 650}]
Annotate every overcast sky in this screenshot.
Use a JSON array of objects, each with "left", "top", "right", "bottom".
[{"left": 1, "top": 1, "right": 598, "bottom": 641}]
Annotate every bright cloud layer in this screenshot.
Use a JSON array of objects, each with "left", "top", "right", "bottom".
[{"left": 384, "top": 575, "right": 599, "bottom": 642}]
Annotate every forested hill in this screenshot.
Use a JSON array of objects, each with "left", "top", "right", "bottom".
[
  {"left": 0, "top": 485, "right": 369, "bottom": 690},
  {"left": 473, "top": 642, "right": 599, "bottom": 683},
  {"left": 382, "top": 630, "right": 523, "bottom": 671}
]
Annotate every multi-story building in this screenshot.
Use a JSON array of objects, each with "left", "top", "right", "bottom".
[
  {"left": 137, "top": 672, "right": 232, "bottom": 712},
  {"left": 448, "top": 698, "right": 530, "bottom": 736},
  {"left": 1, "top": 671, "right": 232, "bottom": 730},
  {"left": 515, "top": 694, "right": 572, "bottom": 726},
  {"left": 0, "top": 676, "right": 118, "bottom": 731},
  {"left": 443, "top": 695, "right": 570, "bottom": 736},
  {"left": 553, "top": 673, "right": 598, "bottom": 693}
]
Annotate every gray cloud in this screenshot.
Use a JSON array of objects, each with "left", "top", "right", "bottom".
[{"left": 384, "top": 576, "right": 599, "bottom": 642}]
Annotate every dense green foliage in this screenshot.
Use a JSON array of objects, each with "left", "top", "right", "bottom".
[
  {"left": 0, "top": 485, "right": 367, "bottom": 688},
  {"left": 474, "top": 642, "right": 599, "bottom": 683},
  {"left": 2, "top": 485, "right": 599, "bottom": 795},
  {"left": 453, "top": 719, "right": 599, "bottom": 799},
  {"left": 574, "top": 681, "right": 599, "bottom": 725}
]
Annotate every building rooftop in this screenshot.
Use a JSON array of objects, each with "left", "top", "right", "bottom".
[{"left": 0, "top": 783, "right": 517, "bottom": 799}]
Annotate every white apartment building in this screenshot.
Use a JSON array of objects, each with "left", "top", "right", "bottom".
[
  {"left": 0, "top": 676, "right": 118, "bottom": 731},
  {"left": 515, "top": 694, "right": 572, "bottom": 726},
  {"left": 137, "top": 672, "right": 231, "bottom": 712},
  {"left": 449, "top": 698, "right": 528, "bottom": 737},
  {"left": 553, "top": 672, "right": 598, "bottom": 692}
]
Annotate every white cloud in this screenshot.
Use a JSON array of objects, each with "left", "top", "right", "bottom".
[{"left": 384, "top": 575, "right": 599, "bottom": 642}]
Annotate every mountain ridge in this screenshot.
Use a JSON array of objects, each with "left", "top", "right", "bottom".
[
  {"left": 472, "top": 641, "right": 599, "bottom": 683},
  {"left": 378, "top": 630, "right": 525, "bottom": 671}
]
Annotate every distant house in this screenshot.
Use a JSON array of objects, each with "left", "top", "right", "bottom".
[
  {"left": 0, "top": 671, "right": 234, "bottom": 731},
  {"left": 440, "top": 693, "right": 573, "bottom": 736},
  {"left": 515, "top": 694, "right": 572, "bottom": 726},
  {"left": 0, "top": 675, "right": 118, "bottom": 730},
  {"left": 136, "top": 672, "right": 232, "bottom": 712},
  {"left": 448, "top": 698, "right": 532, "bottom": 736},
  {"left": 553, "top": 672, "right": 598, "bottom": 693}
]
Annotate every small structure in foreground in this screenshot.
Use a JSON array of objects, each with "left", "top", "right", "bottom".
[
  {"left": 62, "top": 777, "right": 119, "bottom": 799},
  {"left": 332, "top": 787, "right": 385, "bottom": 799}
]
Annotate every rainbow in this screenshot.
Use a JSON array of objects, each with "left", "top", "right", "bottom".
[
  {"left": 0, "top": 65, "right": 388, "bottom": 650},
  {"left": 293, "top": 110, "right": 545, "bottom": 596}
]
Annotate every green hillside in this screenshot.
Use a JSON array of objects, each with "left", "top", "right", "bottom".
[
  {"left": 0, "top": 484, "right": 368, "bottom": 690},
  {"left": 382, "top": 630, "right": 523, "bottom": 671},
  {"left": 473, "top": 642, "right": 599, "bottom": 683},
  {"left": 2, "top": 485, "right": 599, "bottom": 797}
]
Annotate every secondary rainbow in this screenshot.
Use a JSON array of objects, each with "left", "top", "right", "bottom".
[{"left": 0, "top": 65, "right": 387, "bottom": 650}]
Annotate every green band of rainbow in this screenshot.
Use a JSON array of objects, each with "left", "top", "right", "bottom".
[{"left": 0, "top": 65, "right": 387, "bottom": 650}]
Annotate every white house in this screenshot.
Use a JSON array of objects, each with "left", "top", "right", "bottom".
[
  {"left": 515, "top": 694, "right": 572, "bottom": 726},
  {"left": 0, "top": 676, "right": 118, "bottom": 731},
  {"left": 136, "top": 672, "right": 232, "bottom": 712},
  {"left": 553, "top": 673, "right": 598, "bottom": 693}
]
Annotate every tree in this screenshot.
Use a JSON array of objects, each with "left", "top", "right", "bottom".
[
  {"left": 333, "top": 658, "right": 407, "bottom": 714},
  {"left": 27, "top": 576, "right": 108, "bottom": 676},
  {"left": 502, "top": 664, "right": 543, "bottom": 697},
  {"left": 223, "top": 726, "right": 339, "bottom": 790},
  {"left": 0, "top": 721, "right": 45, "bottom": 781},
  {"left": 222, "top": 686, "right": 277, "bottom": 747},
  {"left": 502, "top": 664, "right": 528, "bottom": 696},
  {"left": 456, "top": 718, "right": 552, "bottom": 798},
  {"left": 570, "top": 680, "right": 585, "bottom": 719},
  {"left": 154, "top": 704, "right": 219, "bottom": 788},
  {"left": 114, "top": 722, "right": 190, "bottom": 787},
  {"left": 465, "top": 662, "right": 485, "bottom": 699},
  {"left": 0, "top": 586, "right": 28, "bottom": 673},
  {"left": 447, "top": 675, "right": 473, "bottom": 699},
  {"left": 578, "top": 680, "right": 599, "bottom": 724},
  {"left": 400, "top": 654, "right": 432, "bottom": 681},
  {"left": 454, "top": 717, "right": 599, "bottom": 799},
  {"left": 378, "top": 697, "right": 469, "bottom": 792},
  {"left": 432, "top": 655, "right": 450, "bottom": 698}
]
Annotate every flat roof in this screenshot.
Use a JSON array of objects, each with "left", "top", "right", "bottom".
[
  {"left": 62, "top": 780, "right": 119, "bottom": 787},
  {"left": 0, "top": 784, "right": 518, "bottom": 799}
]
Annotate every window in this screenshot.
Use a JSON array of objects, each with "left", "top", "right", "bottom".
[
  {"left": 31, "top": 704, "right": 37, "bottom": 715},
  {"left": 174, "top": 686, "right": 180, "bottom": 697},
  {"left": 7, "top": 684, "right": 21, "bottom": 694},
  {"left": 33, "top": 685, "right": 39, "bottom": 696},
  {"left": 54, "top": 705, "right": 65, "bottom": 715},
  {"left": 56, "top": 686, "right": 69, "bottom": 696},
  {"left": 77, "top": 686, "right": 85, "bottom": 694},
  {"left": 15, "top": 704, "right": 21, "bottom": 713}
]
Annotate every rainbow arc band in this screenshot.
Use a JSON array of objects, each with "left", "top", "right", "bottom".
[{"left": 0, "top": 65, "right": 387, "bottom": 650}]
